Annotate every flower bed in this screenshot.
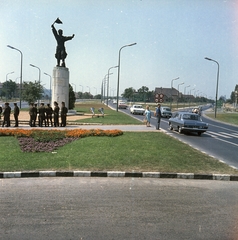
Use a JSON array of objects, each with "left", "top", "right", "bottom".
[{"left": 0, "top": 128, "right": 123, "bottom": 152}]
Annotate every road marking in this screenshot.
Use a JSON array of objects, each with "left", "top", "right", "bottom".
[
  {"left": 219, "top": 132, "right": 238, "bottom": 138},
  {"left": 207, "top": 132, "right": 232, "bottom": 139},
  {"left": 205, "top": 133, "right": 238, "bottom": 147}
]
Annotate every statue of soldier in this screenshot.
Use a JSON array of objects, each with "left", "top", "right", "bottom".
[{"left": 51, "top": 18, "right": 75, "bottom": 67}]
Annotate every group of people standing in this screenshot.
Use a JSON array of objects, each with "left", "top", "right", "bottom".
[
  {"left": 29, "top": 101, "right": 68, "bottom": 127},
  {"left": 0, "top": 102, "right": 20, "bottom": 127},
  {"left": 144, "top": 103, "right": 161, "bottom": 130}
]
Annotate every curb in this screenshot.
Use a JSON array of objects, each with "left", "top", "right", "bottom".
[{"left": 1, "top": 171, "right": 238, "bottom": 181}]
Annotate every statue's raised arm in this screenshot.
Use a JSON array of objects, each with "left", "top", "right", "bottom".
[{"left": 51, "top": 18, "right": 75, "bottom": 68}]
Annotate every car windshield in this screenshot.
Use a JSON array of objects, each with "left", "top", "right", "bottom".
[
  {"left": 163, "top": 108, "right": 171, "bottom": 111},
  {"left": 182, "top": 114, "right": 199, "bottom": 120},
  {"left": 135, "top": 106, "right": 142, "bottom": 108}
]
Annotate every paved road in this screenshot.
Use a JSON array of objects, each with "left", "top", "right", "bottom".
[
  {"left": 1, "top": 177, "right": 238, "bottom": 240},
  {"left": 117, "top": 104, "right": 238, "bottom": 169}
]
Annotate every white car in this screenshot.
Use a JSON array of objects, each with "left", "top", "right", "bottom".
[
  {"left": 118, "top": 101, "right": 127, "bottom": 109},
  {"left": 130, "top": 105, "right": 145, "bottom": 115}
]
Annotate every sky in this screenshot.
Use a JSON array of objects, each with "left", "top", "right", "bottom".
[{"left": 1, "top": 0, "right": 238, "bottom": 100}]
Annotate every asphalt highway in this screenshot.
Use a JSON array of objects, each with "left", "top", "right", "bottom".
[{"left": 116, "top": 104, "right": 238, "bottom": 169}]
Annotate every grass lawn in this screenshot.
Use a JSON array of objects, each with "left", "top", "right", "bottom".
[
  {"left": 74, "top": 102, "right": 143, "bottom": 124},
  {"left": 205, "top": 112, "right": 238, "bottom": 126},
  {"left": 1, "top": 132, "right": 238, "bottom": 174}
]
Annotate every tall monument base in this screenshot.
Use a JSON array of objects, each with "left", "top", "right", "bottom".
[{"left": 51, "top": 67, "right": 69, "bottom": 109}]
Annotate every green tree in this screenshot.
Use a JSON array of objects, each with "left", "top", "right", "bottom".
[
  {"left": 122, "top": 87, "right": 135, "bottom": 100},
  {"left": 69, "top": 84, "right": 76, "bottom": 109},
  {"left": 1, "top": 80, "right": 17, "bottom": 99},
  {"left": 230, "top": 84, "right": 238, "bottom": 103},
  {"left": 138, "top": 86, "right": 149, "bottom": 102},
  {"left": 22, "top": 81, "right": 43, "bottom": 104}
]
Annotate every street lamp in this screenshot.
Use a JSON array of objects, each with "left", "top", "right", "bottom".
[
  {"left": 86, "top": 86, "right": 90, "bottom": 93},
  {"left": 184, "top": 85, "right": 190, "bottom": 108},
  {"left": 189, "top": 88, "right": 195, "bottom": 107},
  {"left": 93, "top": 87, "right": 97, "bottom": 95},
  {"left": 30, "top": 64, "right": 41, "bottom": 105},
  {"left": 7, "top": 45, "right": 23, "bottom": 108},
  {"left": 5, "top": 71, "right": 14, "bottom": 102},
  {"left": 79, "top": 85, "right": 84, "bottom": 100},
  {"left": 204, "top": 57, "right": 220, "bottom": 118},
  {"left": 170, "top": 77, "right": 179, "bottom": 109},
  {"left": 44, "top": 72, "right": 52, "bottom": 105},
  {"left": 107, "top": 66, "right": 118, "bottom": 105},
  {"left": 116, "top": 43, "right": 137, "bottom": 111},
  {"left": 177, "top": 82, "right": 184, "bottom": 110}
]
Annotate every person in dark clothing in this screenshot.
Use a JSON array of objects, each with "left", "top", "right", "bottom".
[
  {"left": 32, "top": 104, "right": 38, "bottom": 127},
  {"left": 0, "top": 105, "right": 2, "bottom": 124},
  {"left": 155, "top": 104, "right": 162, "bottom": 130},
  {"left": 13, "top": 103, "right": 20, "bottom": 127},
  {"left": 60, "top": 101, "right": 68, "bottom": 127},
  {"left": 29, "top": 103, "right": 37, "bottom": 127},
  {"left": 2, "top": 102, "right": 11, "bottom": 127},
  {"left": 53, "top": 101, "right": 59, "bottom": 127},
  {"left": 46, "top": 103, "right": 53, "bottom": 127},
  {"left": 38, "top": 103, "right": 46, "bottom": 127}
]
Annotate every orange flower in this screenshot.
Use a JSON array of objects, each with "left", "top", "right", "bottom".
[{"left": 0, "top": 128, "right": 123, "bottom": 138}]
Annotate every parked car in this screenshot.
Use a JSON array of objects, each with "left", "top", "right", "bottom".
[
  {"left": 168, "top": 112, "right": 208, "bottom": 136},
  {"left": 160, "top": 106, "right": 172, "bottom": 118},
  {"left": 130, "top": 105, "right": 145, "bottom": 115},
  {"left": 118, "top": 101, "right": 127, "bottom": 109}
]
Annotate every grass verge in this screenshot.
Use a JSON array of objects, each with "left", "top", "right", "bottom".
[
  {"left": 1, "top": 132, "right": 237, "bottom": 174},
  {"left": 205, "top": 112, "right": 238, "bottom": 126},
  {"left": 74, "top": 102, "right": 143, "bottom": 124}
]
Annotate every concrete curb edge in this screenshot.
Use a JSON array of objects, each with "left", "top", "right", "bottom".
[{"left": 0, "top": 171, "right": 238, "bottom": 181}]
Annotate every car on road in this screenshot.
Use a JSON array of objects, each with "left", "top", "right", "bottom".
[
  {"left": 130, "top": 104, "right": 145, "bottom": 115},
  {"left": 118, "top": 101, "right": 127, "bottom": 109},
  {"left": 168, "top": 112, "right": 208, "bottom": 136},
  {"left": 160, "top": 106, "right": 172, "bottom": 118}
]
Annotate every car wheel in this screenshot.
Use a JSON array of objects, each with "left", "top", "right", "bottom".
[
  {"left": 197, "top": 132, "right": 202, "bottom": 136},
  {"left": 178, "top": 126, "right": 182, "bottom": 134},
  {"left": 169, "top": 123, "right": 173, "bottom": 130}
]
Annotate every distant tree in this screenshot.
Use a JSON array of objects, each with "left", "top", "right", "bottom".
[
  {"left": 230, "top": 84, "right": 238, "bottom": 103},
  {"left": 122, "top": 87, "right": 135, "bottom": 100},
  {"left": 94, "top": 94, "right": 101, "bottom": 99},
  {"left": 1, "top": 80, "right": 17, "bottom": 99},
  {"left": 138, "top": 86, "right": 149, "bottom": 102},
  {"left": 22, "top": 81, "right": 43, "bottom": 104},
  {"left": 69, "top": 84, "right": 76, "bottom": 109}
]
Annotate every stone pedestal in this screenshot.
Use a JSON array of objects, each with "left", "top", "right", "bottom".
[{"left": 52, "top": 67, "right": 69, "bottom": 109}]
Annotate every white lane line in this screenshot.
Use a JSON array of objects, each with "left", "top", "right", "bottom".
[{"left": 207, "top": 131, "right": 232, "bottom": 139}]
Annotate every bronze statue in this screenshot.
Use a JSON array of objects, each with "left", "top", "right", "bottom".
[{"left": 51, "top": 18, "right": 75, "bottom": 67}]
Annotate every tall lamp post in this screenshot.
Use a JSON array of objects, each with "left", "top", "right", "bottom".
[
  {"left": 79, "top": 85, "right": 84, "bottom": 100},
  {"left": 44, "top": 72, "right": 52, "bottom": 104},
  {"left": 177, "top": 82, "right": 184, "bottom": 110},
  {"left": 107, "top": 66, "right": 118, "bottom": 105},
  {"left": 5, "top": 71, "right": 14, "bottom": 102},
  {"left": 116, "top": 43, "right": 137, "bottom": 112},
  {"left": 30, "top": 64, "right": 41, "bottom": 105},
  {"left": 189, "top": 88, "right": 195, "bottom": 107},
  {"left": 7, "top": 45, "right": 23, "bottom": 108},
  {"left": 184, "top": 85, "right": 190, "bottom": 108},
  {"left": 204, "top": 57, "right": 219, "bottom": 118},
  {"left": 170, "top": 77, "right": 179, "bottom": 109}
]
